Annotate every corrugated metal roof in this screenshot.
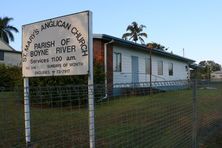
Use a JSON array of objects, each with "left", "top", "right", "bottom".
[
  {"left": 94, "top": 34, "right": 195, "bottom": 64},
  {"left": 0, "top": 38, "right": 16, "bottom": 51}
]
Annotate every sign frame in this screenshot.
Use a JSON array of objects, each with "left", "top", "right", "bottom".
[
  {"left": 22, "top": 11, "right": 90, "bottom": 77},
  {"left": 22, "top": 11, "right": 95, "bottom": 148}
]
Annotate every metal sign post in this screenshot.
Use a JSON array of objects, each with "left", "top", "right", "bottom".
[
  {"left": 87, "top": 11, "right": 95, "bottom": 148},
  {"left": 24, "top": 77, "right": 31, "bottom": 146}
]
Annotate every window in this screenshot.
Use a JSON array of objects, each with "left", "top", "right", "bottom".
[
  {"left": 158, "top": 61, "right": 163, "bottom": 75},
  {"left": 113, "top": 52, "right": 121, "bottom": 72},
  {"left": 168, "top": 63, "right": 173, "bottom": 76},
  {"left": 185, "top": 65, "right": 188, "bottom": 71},
  {"left": 145, "top": 58, "right": 151, "bottom": 74},
  {"left": 0, "top": 51, "right": 4, "bottom": 61}
]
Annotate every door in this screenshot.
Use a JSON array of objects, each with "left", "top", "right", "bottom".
[{"left": 131, "top": 56, "right": 139, "bottom": 83}]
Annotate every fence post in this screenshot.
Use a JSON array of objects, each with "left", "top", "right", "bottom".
[
  {"left": 192, "top": 80, "right": 197, "bottom": 148},
  {"left": 24, "top": 78, "right": 31, "bottom": 147}
]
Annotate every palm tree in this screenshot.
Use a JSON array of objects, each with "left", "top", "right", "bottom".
[
  {"left": 122, "top": 21, "right": 147, "bottom": 44},
  {"left": 0, "top": 17, "right": 18, "bottom": 44}
]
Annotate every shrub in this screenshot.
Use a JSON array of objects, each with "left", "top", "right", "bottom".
[
  {"left": 0, "top": 64, "right": 22, "bottom": 89},
  {"left": 28, "top": 61, "right": 105, "bottom": 107}
]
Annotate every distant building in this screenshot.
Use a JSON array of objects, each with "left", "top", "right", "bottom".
[
  {"left": 0, "top": 39, "right": 21, "bottom": 66},
  {"left": 211, "top": 70, "right": 222, "bottom": 81}
]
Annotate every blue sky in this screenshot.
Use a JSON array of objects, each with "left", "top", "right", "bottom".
[{"left": 2, "top": 0, "right": 222, "bottom": 65}]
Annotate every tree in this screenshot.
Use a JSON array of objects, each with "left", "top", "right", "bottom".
[
  {"left": 197, "top": 60, "right": 221, "bottom": 79},
  {"left": 147, "top": 42, "right": 168, "bottom": 51},
  {"left": 0, "top": 17, "right": 18, "bottom": 44},
  {"left": 199, "top": 60, "right": 221, "bottom": 72},
  {"left": 122, "top": 21, "right": 147, "bottom": 44}
]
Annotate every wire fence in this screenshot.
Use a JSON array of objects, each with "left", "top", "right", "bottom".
[{"left": 0, "top": 80, "right": 222, "bottom": 147}]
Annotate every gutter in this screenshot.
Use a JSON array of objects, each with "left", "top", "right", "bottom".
[
  {"left": 0, "top": 49, "right": 22, "bottom": 54},
  {"left": 94, "top": 34, "right": 195, "bottom": 64}
]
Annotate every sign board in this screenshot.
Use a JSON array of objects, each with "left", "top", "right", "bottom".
[{"left": 22, "top": 11, "right": 91, "bottom": 77}]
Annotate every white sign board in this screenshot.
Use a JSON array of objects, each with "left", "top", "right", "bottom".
[{"left": 22, "top": 11, "right": 90, "bottom": 77}]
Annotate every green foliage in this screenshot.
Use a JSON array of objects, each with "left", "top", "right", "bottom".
[
  {"left": 0, "top": 17, "right": 19, "bottom": 43},
  {"left": 93, "top": 61, "right": 105, "bottom": 84},
  {"left": 0, "top": 62, "right": 105, "bottom": 106},
  {"left": 30, "top": 61, "right": 105, "bottom": 86},
  {"left": 0, "top": 64, "right": 22, "bottom": 88},
  {"left": 122, "top": 21, "right": 147, "bottom": 44},
  {"left": 199, "top": 60, "right": 221, "bottom": 72},
  {"left": 147, "top": 42, "right": 168, "bottom": 51},
  {"left": 29, "top": 61, "right": 105, "bottom": 106},
  {"left": 30, "top": 75, "right": 87, "bottom": 86},
  {"left": 192, "top": 60, "right": 222, "bottom": 79}
]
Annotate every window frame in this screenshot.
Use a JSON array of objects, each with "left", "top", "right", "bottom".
[
  {"left": 185, "top": 65, "right": 188, "bottom": 71},
  {"left": 168, "top": 63, "right": 173, "bottom": 76},
  {"left": 158, "top": 60, "right": 163, "bottom": 75}
]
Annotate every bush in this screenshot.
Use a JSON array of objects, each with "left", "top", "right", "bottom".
[
  {"left": 0, "top": 61, "right": 105, "bottom": 106},
  {"left": 0, "top": 64, "right": 22, "bottom": 89},
  {"left": 29, "top": 61, "right": 105, "bottom": 107},
  {"left": 29, "top": 61, "right": 104, "bottom": 86}
]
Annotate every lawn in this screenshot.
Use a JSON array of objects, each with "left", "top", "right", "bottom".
[{"left": 0, "top": 84, "right": 221, "bottom": 147}]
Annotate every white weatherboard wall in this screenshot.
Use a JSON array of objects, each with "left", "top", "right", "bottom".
[
  {"left": 0, "top": 39, "right": 21, "bottom": 66},
  {"left": 113, "top": 45, "right": 189, "bottom": 84},
  {"left": 0, "top": 51, "right": 21, "bottom": 66}
]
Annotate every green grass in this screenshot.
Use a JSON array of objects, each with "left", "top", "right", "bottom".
[
  {"left": 0, "top": 85, "right": 221, "bottom": 147},
  {"left": 95, "top": 90, "right": 194, "bottom": 147}
]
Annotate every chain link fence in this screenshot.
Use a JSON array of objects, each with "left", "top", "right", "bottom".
[
  {"left": 196, "top": 81, "right": 222, "bottom": 146},
  {"left": 0, "top": 87, "right": 25, "bottom": 147},
  {"left": 0, "top": 80, "right": 222, "bottom": 147}
]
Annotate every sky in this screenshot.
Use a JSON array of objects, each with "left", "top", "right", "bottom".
[{"left": 1, "top": 0, "right": 222, "bottom": 65}]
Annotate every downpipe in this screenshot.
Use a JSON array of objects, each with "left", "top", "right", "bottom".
[{"left": 102, "top": 39, "right": 114, "bottom": 100}]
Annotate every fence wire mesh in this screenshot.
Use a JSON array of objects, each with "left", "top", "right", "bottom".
[
  {"left": 95, "top": 81, "right": 193, "bottom": 147},
  {"left": 0, "top": 87, "right": 25, "bottom": 147},
  {"left": 0, "top": 80, "right": 222, "bottom": 147},
  {"left": 196, "top": 81, "right": 222, "bottom": 146},
  {"left": 28, "top": 85, "right": 89, "bottom": 147}
]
